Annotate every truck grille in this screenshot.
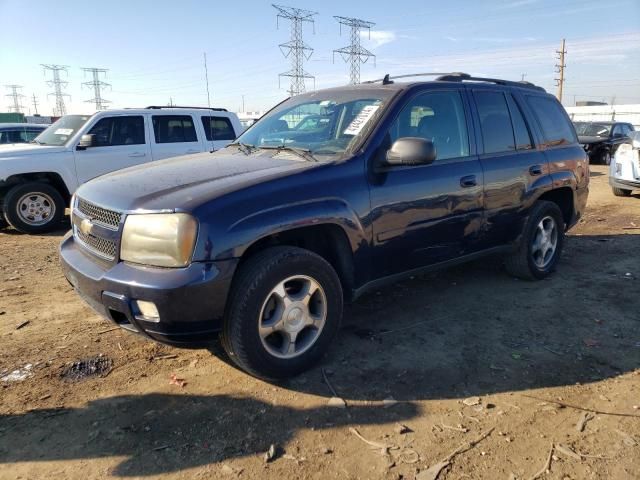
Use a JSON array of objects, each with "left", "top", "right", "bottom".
[
  {"left": 77, "top": 198, "right": 122, "bottom": 230},
  {"left": 74, "top": 226, "right": 118, "bottom": 261}
]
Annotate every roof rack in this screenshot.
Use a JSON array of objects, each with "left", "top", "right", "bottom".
[
  {"left": 144, "top": 106, "right": 228, "bottom": 111},
  {"left": 363, "top": 72, "right": 545, "bottom": 92}
]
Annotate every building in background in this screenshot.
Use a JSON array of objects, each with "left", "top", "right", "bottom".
[{"left": 565, "top": 104, "right": 640, "bottom": 130}]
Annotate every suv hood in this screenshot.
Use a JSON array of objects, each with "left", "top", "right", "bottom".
[
  {"left": 578, "top": 136, "right": 607, "bottom": 145},
  {"left": 75, "top": 149, "right": 321, "bottom": 212},
  {"left": 0, "top": 143, "right": 68, "bottom": 158}
]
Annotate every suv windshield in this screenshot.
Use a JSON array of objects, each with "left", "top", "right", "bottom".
[
  {"left": 33, "top": 115, "right": 92, "bottom": 146},
  {"left": 574, "top": 122, "right": 612, "bottom": 137},
  {"left": 233, "top": 88, "right": 395, "bottom": 159}
]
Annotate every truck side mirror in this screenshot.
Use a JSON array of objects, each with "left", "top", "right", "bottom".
[
  {"left": 77, "top": 134, "right": 95, "bottom": 150},
  {"left": 385, "top": 137, "right": 436, "bottom": 166}
]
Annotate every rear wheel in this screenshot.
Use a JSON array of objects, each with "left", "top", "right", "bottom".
[
  {"left": 3, "top": 182, "right": 65, "bottom": 234},
  {"left": 221, "top": 246, "right": 343, "bottom": 380},
  {"left": 611, "top": 186, "right": 632, "bottom": 197},
  {"left": 601, "top": 151, "right": 612, "bottom": 165},
  {"left": 504, "top": 201, "right": 565, "bottom": 280}
]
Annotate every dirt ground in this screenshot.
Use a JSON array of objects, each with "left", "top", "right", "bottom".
[{"left": 1, "top": 164, "right": 639, "bottom": 480}]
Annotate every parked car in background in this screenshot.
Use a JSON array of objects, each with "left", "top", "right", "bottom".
[
  {"left": 610, "top": 130, "right": 640, "bottom": 197},
  {"left": 0, "top": 123, "right": 48, "bottom": 144},
  {"left": 574, "top": 121, "right": 635, "bottom": 165},
  {"left": 0, "top": 106, "right": 241, "bottom": 233},
  {"left": 60, "top": 73, "right": 588, "bottom": 379}
]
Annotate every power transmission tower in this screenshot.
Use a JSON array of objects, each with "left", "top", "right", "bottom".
[
  {"left": 273, "top": 4, "right": 317, "bottom": 96},
  {"left": 31, "top": 94, "right": 39, "bottom": 115},
  {"left": 555, "top": 39, "right": 566, "bottom": 104},
  {"left": 41, "top": 64, "right": 70, "bottom": 116},
  {"left": 4, "top": 85, "right": 25, "bottom": 113},
  {"left": 81, "top": 67, "right": 111, "bottom": 110},
  {"left": 333, "top": 16, "right": 375, "bottom": 85}
]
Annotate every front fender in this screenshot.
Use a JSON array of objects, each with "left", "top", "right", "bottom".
[
  {"left": 0, "top": 153, "right": 78, "bottom": 193},
  {"left": 193, "top": 197, "right": 367, "bottom": 261}
]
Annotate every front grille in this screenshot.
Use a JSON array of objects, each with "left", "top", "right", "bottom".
[
  {"left": 77, "top": 198, "right": 122, "bottom": 230},
  {"left": 75, "top": 226, "right": 117, "bottom": 261}
]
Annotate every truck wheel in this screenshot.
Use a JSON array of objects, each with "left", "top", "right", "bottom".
[
  {"left": 601, "top": 151, "right": 611, "bottom": 165},
  {"left": 611, "top": 187, "right": 632, "bottom": 197},
  {"left": 3, "top": 182, "right": 65, "bottom": 234},
  {"left": 221, "top": 246, "right": 343, "bottom": 380},
  {"left": 504, "top": 200, "right": 565, "bottom": 280}
]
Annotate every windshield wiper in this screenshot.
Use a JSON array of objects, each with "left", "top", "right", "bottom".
[
  {"left": 228, "top": 142, "right": 257, "bottom": 155},
  {"left": 30, "top": 140, "right": 44, "bottom": 145},
  {"left": 258, "top": 145, "right": 318, "bottom": 162}
]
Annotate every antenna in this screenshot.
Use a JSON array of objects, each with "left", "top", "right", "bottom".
[
  {"left": 81, "top": 67, "right": 111, "bottom": 110},
  {"left": 203, "top": 52, "right": 214, "bottom": 152},
  {"left": 273, "top": 4, "right": 318, "bottom": 96},
  {"left": 41, "top": 64, "right": 70, "bottom": 116},
  {"left": 333, "top": 16, "right": 376, "bottom": 85}
]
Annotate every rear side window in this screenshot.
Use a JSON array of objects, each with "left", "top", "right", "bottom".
[
  {"left": 474, "top": 91, "right": 515, "bottom": 154},
  {"left": 87, "top": 116, "right": 145, "bottom": 147},
  {"left": 153, "top": 115, "right": 198, "bottom": 143},
  {"left": 201, "top": 116, "right": 236, "bottom": 141},
  {"left": 526, "top": 96, "right": 576, "bottom": 146}
]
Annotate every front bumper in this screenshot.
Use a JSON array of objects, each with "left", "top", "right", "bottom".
[
  {"left": 609, "top": 177, "right": 640, "bottom": 191},
  {"left": 59, "top": 231, "right": 238, "bottom": 345}
]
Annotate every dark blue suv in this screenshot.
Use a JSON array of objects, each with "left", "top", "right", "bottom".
[{"left": 60, "top": 73, "right": 589, "bottom": 379}]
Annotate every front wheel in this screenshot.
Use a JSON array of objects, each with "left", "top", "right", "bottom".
[
  {"left": 220, "top": 246, "right": 343, "bottom": 380},
  {"left": 611, "top": 186, "right": 632, "bottom": 197},
  {"left": 3, "top": 182, "right": 65, "bottom": 234},
  {"left": 504, "top": 201, "right": 565, "bottom": 280}
]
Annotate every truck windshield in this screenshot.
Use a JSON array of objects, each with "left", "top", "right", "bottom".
[
  {"left": 574, "top": 122, "right": 612, "bottom": 137},
  {"left": 233, "top": 88, "right": 395, "bottom": 159},
  {"left": 32, "top": 115, "right": 92, "bottom": 146}
]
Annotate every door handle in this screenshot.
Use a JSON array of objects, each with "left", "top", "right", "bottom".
[
  {"left": 128, "top": 152, "right": 146, "bottom": 158},
  {"left": 186, "top": 149, "right": 199, "bottom": 153},
  {"left": 460, "top": 175, "right": 477, "bottom": 188},
  {"left": 529, "top": 165, "right": 543, "bottom": 176}
]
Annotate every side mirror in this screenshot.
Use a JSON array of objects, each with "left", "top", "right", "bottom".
[
  {"left": 385, "top": 137, "right": 436, "bottom": 166},
  {"left": 77, "top": 134, "right": 95, "bottom": 150}
]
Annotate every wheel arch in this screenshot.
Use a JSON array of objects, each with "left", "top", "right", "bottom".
[{"left": 1, "top": 172, "right": 72, "bottom": 205}]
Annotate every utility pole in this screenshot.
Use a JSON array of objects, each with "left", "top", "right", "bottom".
[
  {"left": 4, "top": 85, "right": 25, "bottom": 113},
  {"left": 41, "top": 64, "right": 70, "bottom": 116},
  {"left": 81, "top": 67, "right": 111, "bottom": 111},
  {"left": 333, "top": 16, "right": 376, "bottom": 85},
  {"left": 521, "top": 73, "right": 527, "bottom": 81},
  {"left": 31, "top": 94, "right": 39, "bottom": 115},
  {"left": 203, "top": 53, "right": 212, "bottom": 109},
  {"left": 555, "top": 39, "right": 566, "bottom": 104},
  {"left": 242, "top": 95, "right": 245, "bottom": 113},
  {"left": 273, "top": 4, "right": 317, "bottom": 96}
]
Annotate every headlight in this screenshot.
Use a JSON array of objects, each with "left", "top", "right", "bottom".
[{"left": 120, "top": 213, "right": 198, "bottom": 267}]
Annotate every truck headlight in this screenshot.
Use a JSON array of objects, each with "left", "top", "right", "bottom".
[{"left": 120, "top": 213, "right": 198, "bottom": 267}]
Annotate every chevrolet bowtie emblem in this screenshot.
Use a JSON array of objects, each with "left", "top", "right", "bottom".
[{"left": 80, "top": 218, "right": 93, "bottom": 236}]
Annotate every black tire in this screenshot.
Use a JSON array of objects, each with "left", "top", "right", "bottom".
[
  {"left": 3, "top": 182, "right": 65, "bottom": 234},
  {"left": 611, "top": 187, "right": 632, "bottom": 197},
  {"left": 504, "top": 200, "right": 565, "bottom": 280},
  {"left": 221, "top": 246, "right": 343, "bottom": 380},
  {"left": 601, "top": 150, "right": 611, "bottom": 166}
]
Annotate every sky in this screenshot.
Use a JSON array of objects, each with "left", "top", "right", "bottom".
[{"left": 0, "top": 0, "right": 639, "bottom": 116}]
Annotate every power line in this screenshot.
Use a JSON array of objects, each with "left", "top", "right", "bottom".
[
  {"left": 41, "top": 64, "right": 70, "bottom": 116},
  {"left": 81, "top": 67, "right": 111, "bottom": 110},
  {"left": 333, "top": 16, "right": 376, "bottom": 85},
  {"left": 555, "top": 38, "right": 567, "bottom": 104},
  {"left": 4, "top": 85, "right": 25, "bottom": 113},
  {"left": 273, "top": 4, "right": 317, "bottom": 96}
]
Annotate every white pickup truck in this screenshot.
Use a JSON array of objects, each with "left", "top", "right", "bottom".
[{"left": 0, "top": 106, "right": 242, "bottom": 233}]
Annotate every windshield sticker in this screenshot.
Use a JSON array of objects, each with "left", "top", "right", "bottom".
[
  {"left": 54, "top": 128, "right": 74, "bottom": 135},
  {"left": 343, "top": 105, "right": 380, "bottom": 136}
]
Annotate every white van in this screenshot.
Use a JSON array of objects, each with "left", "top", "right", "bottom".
[
  {"left": 610, "top": 131, "right": 640, "bottom": 197},
  {"left": 0, "top": 106, "right": 241, "bottom": 232}
]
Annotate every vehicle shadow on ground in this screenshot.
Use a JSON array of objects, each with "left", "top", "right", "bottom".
[
  {"left": 0, "top": 223, "right": 69, "bottom": 237},
  {"left": 273, "top": 233, "right": 640, "bottom": 403},
  {"left": 0, "top": 393, "right": 418, "bottom": 476}
]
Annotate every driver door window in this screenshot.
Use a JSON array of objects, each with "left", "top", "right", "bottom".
[
  {"left": 388, "top": 90, "right": 470, "bottom": 161},
  {"left": 87, "top": 116, "right": 145, "bottom": 146}
]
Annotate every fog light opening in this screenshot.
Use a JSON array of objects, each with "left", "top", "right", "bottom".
[{"left": 132, "top": 300, "right": 160, "bottom": 322}]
